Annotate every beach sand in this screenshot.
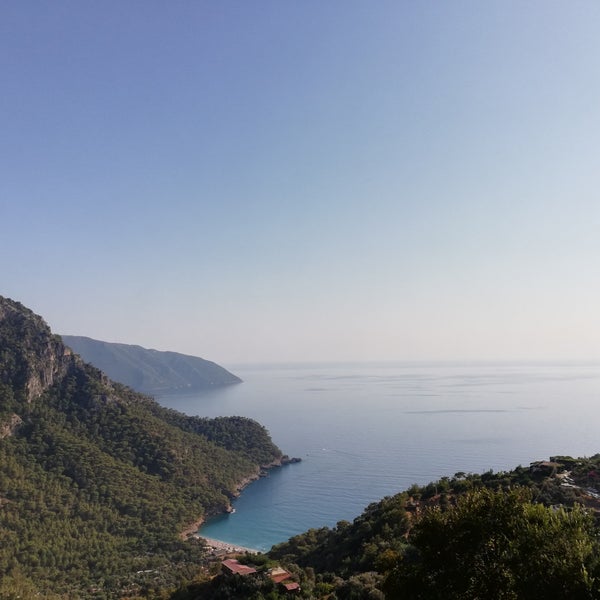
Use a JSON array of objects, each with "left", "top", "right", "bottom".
[{"left": 199, "top": 535, "right": 262, "bottom": 555}]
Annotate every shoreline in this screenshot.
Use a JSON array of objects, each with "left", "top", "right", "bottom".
[
  {"left": 228, "top": 455, "right": 302, "bottom": 500},
  {"left": 199, "top": 535, "right": 262, "bottom": 555},
  {"left": 180, "top": 455, "right": 301, "bottom": 545},
  {"left": 180, "top": 517, "right": 204, "bottom": 540}
]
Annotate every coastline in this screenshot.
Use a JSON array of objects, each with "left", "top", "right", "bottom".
[
  {"left": 228, "top": 456, "right": 301, "bottom": 499},
  {"left": 180, "top": 517, "right": 204, "bottom": 540},
  {"left": 180, "top": 454, "right": 302, "bottom": 543},
  {"left": 199, "top": 535, "right": 261, "bottom": 555}
]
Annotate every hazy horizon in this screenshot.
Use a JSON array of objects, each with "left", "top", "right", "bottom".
[
  {"left": 57, "top": 334, "right": 600, "bottom": 371},
  {"left": 3, "top": 2, "right": 600, "bottom": 364}
]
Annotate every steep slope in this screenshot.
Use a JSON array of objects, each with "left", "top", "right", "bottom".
[
  {"left": 62, "top": 335, "right": 241, "bottom": 394},
  {"left": 0, "top": 297, "right": 281, "bottom": 598},
  {"left": 265, "top": 459, "right": 600, "bottom": 599},
  {"left": 178, "top": 457, "right": 600, "bottom": 599}
]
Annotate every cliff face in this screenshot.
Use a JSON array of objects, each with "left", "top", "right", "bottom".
[
  {"left": 0, "top": 412, "right": 22, "bottom": 438},
  {"left": 0, "top": 297, "right": 75, "bottom": 402}
]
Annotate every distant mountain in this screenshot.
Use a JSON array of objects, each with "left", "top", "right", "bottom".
[
  {"left": 0, "top": 296, "right": 282, "bottom": 597},
  {"left": 61, "top": 335, "right": 241, "bottom": 395}
]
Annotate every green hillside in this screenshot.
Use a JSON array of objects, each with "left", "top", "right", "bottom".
[
  {"left": 61, "top": 335, "right": 241, "bottom": 395},
  {"left": 0, "top": 297, "right": 281, "bottom": 598},
  {"left": 4, "top": 295, "right": 599, "bottom": 599},
  {"left": 178, "top": 457, "right": 600, "bottom": 599}
]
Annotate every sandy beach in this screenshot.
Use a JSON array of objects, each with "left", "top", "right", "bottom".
[{"left": 199, "top": 535, "right": 262, "bottom": 555}]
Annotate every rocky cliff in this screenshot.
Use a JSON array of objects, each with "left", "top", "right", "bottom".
[{"left": 0, "top": 297, "right": 75, "bottom": 402}]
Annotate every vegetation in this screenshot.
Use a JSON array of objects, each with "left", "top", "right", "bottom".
[
  {"left": 384, "top": 487, "right": 598, "bottom": 599},
  {"left": 177, "top": 458, "right": 600, "bottom": 599},
  {"left": 61, "top": 335, "right": 241, "bottom": 394},
  {"left": 4, "top": 296, "right": 600, "bottom": 599},
  {"left": 0, "top": 296, "right": 282, "bottom": 598}
]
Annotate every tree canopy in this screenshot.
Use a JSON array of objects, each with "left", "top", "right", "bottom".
[{"left": 384, "top": 487, "right": 599, "bottom": 599}]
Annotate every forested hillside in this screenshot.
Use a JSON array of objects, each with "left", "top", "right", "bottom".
[
  {"left": 177, "top": 457, "right": 600, "bottom": 599},
  {"left": 3, "top": 296, "right": 600, "bottom": 599},
  {"left": 62, "top": 335, "right": 241, "bottom": 394},
  {"left": 0, "top": 297, "right": 282, "bottom": 598}
]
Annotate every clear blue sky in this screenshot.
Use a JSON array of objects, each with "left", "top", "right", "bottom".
[{"left": 2, "top": 1, "right": 600, "bottom": 364}]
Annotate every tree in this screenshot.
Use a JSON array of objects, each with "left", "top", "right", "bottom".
[{"left": 384, "top": 487, "right": 598, "bottom": 599}]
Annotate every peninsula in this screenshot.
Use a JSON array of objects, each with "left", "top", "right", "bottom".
[{"left": 61, "top": 335, "right": 241, "bottom": 394}]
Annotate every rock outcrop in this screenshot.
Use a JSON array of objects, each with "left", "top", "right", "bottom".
[{"left": 0, "top": 297, "right": 76, "bottom": 402}]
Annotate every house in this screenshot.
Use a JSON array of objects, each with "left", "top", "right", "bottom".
[
  {"left": 269, "top": 566, "right": 292, "bottom": 584},
  {"left": 269, "top": 566, "right": 301, "bottom": 593},
  {"left": 221, "top": 558, "right": 257, "bottom": 576},
  {"left": 281, "top": 581, "right": 301, "bottom": 593}
]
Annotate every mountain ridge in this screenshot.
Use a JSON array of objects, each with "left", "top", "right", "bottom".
[
  {"left": 0, "top": 296, "right": 282, "bottom": 598},
  {"left": 61, "top": 334, "right": 241, "bottom": 395}
]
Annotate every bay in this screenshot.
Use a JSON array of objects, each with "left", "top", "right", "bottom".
[{"left": 158, "top": 362, "right": 600, "bottom": 552}]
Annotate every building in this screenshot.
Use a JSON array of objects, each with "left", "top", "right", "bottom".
[
  {"left": 221, "top": 558, "right": 257, "bottom": 576},
  {"left": 281, "top": 581, "right": 301, "bottom": 593},
  {"left": 269, "top": 566, "right": 301, "bottom": 593},
  {"left": 269, "top": 566, "right": 292, "bottom": 584}
]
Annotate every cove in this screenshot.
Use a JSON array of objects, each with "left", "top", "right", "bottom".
[{"left": 158, "top": 362, "right": 600, "bottom": 551}]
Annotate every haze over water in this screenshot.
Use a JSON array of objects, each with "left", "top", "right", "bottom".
[{"left": 159, "top": 362, "right": 600, "bottom": 552}]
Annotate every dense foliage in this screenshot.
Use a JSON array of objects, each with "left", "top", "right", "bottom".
[
  {"left": 148, "top": 410, "right": 282, "bottom": 467},
  {"left": 179, "top": 457, "right": 600, "bottom": 600},
  {"left": 385, "top": 487, "right": 598, "bottom": 599},
  {"left": 0, "top": 296, "right": 282, "bottom": 598}
]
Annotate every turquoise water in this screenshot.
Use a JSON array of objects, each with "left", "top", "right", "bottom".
[{"left": 158, "top": 362, "right": 600, "bottom": 552}]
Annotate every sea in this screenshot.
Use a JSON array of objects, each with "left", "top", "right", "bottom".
[{"left": 158, "top": 362, "right": 600, "bottom": 553}]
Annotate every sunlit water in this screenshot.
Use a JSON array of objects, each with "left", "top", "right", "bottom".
[{"left": 158, "top": 362, "right": 600, "bottom": 552}]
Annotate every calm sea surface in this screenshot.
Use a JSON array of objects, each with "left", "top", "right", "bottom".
[{"left": 158, "top": 362, "right": 600, "bottom": 552}]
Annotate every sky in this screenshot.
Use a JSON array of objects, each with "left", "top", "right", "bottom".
[{"left": 2, "top": 1, "right": 600, "bottom": 365}]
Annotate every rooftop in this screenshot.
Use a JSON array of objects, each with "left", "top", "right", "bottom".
[{"left": 222, "top": 558, "right": 257, "bottom": 576}]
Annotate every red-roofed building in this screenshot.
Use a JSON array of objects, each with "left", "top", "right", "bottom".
[
  {"left": 269, "top": 567, "right": 292, "bottom": 584},
  {"left": 221, "top": 558, "right": 257, "bottom": 576},
  {"left": 282, "top": 581, "right": 301, "bottom": 593}
]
